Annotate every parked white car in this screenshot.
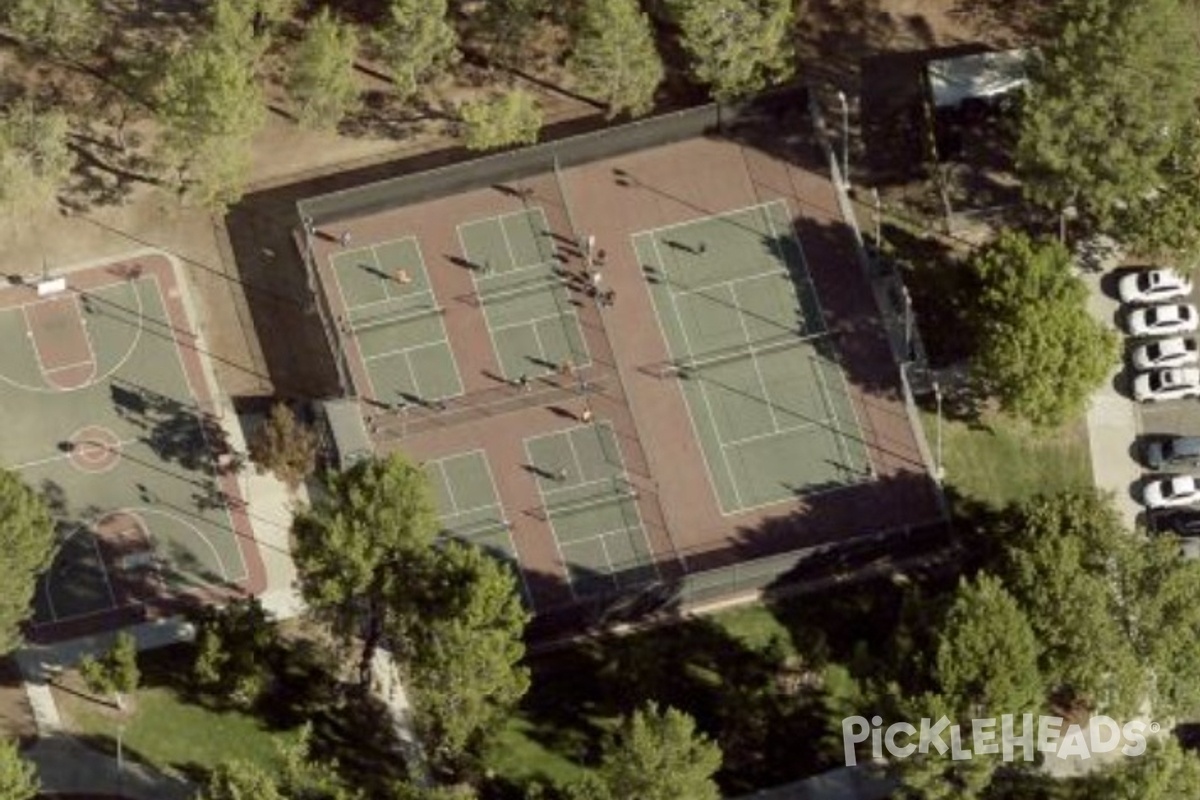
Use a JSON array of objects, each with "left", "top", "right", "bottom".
[
  {"left": 1127, "top": 303, "right": 1200, "bottom": 337},
  {"left": 1132, "top": 336, "right": 1200, "bottom": 370},
  {"left": 1119, "top": 268, "right": 1193, "bottom": 304},
  {"left": 1144, "top": 475, "right": 1200, "bottom": 509},
  {"left": 1133, "top": 367, "right": 1200, "bottom": 402}
]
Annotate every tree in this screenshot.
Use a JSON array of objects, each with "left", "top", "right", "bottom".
[
  {"left": 893, "top": 692, "right": 998, "bottom": 800},
  {"left": 459, "top": 91, "right": 543, "bottom": 151},
  {"left": 1001, "top": 490, "right": 1145, "bottom": 717},
  {"left": 288, "top": 8, "right": 360, "bottom": 130},
  {"left": 0, "top": 469, "right": 55, "bottom": 655},
  {"left": 477, "top": 0, "right": 551, "bottom": 65},
  {"left": 292, "top": 454, "right": 439, "bottom": 686},
  {"left": 248, "top": 403, "right": 318, "bottom": 489},
  {"left": 190, "top": 600, "right": 277, "bottom": 708},
  {"left": 201, "top": 760, "right": 285, "bottom": 800},
  {"left": 403, "top": 542, "right": 530, "bottom": 765},
  {"left": 78, "top": 631, "right": 140, "bottom": 710},
  {"left": 589, "top": 703, "right": 722, "bottom": 800},
  {"left": 0, "top": 101, "right": 74, "bottom": 221},
  {"left": 154, "top": 30, "right": 266, "bottom": 208},
  {"left": 1089, "top": 738, "right": 1200, "bottom": 799},
  {"left": 1117, "top": 119, "right": 1200, "bottom": 263},
  {"left": 0, "top": 0, "right": 100, "bottom": 54},
  {"left": 374, "top": 0, "right": 458, "bottom": 102},
  {"left": 568, "top": 0, "right": 663, "bottom": 118},
  {"left": 1016, "top": 0, "right": 1200, "bottom": 229},
  {"left": 0, "top": 738, "right": 37, "bottom": 800},
  {"left": 673, "top": 0, "right": 794, "bottom": 101},
  {"left": 935, "top": 573, "right": 1042, "bottom": 718},
  {"left": 968, "top": 230, "right": 1116, "bottom": 427}
]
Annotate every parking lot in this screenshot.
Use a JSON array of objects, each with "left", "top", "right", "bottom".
[{"left": 1107, "top": 267, "right": 1200, "bottom": 528}]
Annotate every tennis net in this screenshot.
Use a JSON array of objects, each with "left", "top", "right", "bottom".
[
  {"left": 445, "top": 515, "right": 511, "bottom": 540},
  {"left": 544, "top": 482, "right": 638, "bottom": 520},
  {"left": 350, "top": 304, "right": 445, "bottom": 334},
  {"left": 668, "top": 334, "right": 810, "bottom": 378},
  {"left": 473, "top": 271, "right": 564, "bottom": 307}
]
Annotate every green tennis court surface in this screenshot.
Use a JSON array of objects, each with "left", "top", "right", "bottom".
[
  {"left": 424, "top": 450, "right": 528, "bottom": 598},
  {"left": 0, "top": 273, "right": 250, "bottom": 628},
  {"left": 634, "top": 199, "right": 872, "bottom": 514},
  {"left": 331, "top": 237, "right": 463, "bottom": 406},
  {"left": 524, "top": 423, "right": 656, "bottom": 596},
  {"left": 459, "top": 208, "right": 589, "bottom": 380}
]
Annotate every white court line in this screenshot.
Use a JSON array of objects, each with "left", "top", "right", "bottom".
[
  {"left": 540, "top": 474, "right": 620, "bottom": 502},
  {"left": 154, "top": 273, "right": 249, "bottom": 584},
  {"left": 767, "top": 199, "right": 873, "bottom": 477},
  {"left": 44, "top": 358, "right": 94, "bottom": 373},
  {"left": 651, "top": 235, "right": 745, "bottom": 511},
  {"left": 530, "top": 322, "right": 551, "bottom": 372},
  {"left": 86, "top": 522, "right": 120, "bottom": 608},
  {"left": 476, "top": 259, "right": 559, "bottom": 290},
  {"left": 490, "top": 310, "right": 569, "bottom": 335},
  {"left": 634, "top": 200, "right": 781, "bottom": 239},
  {"left": 11, "top": 436, "right": 141, "bottom": 471},
  {"left": 632, "top": 233, "right": 726, "bottom": 524},
  {"left": 334, "top": 247, "right": 391, "bottom": 313},
  {"left": 0, "top": 280, "right": 146, "bottom": 395},
  {"left": 594, "top": 425, "right": 659, "bottom": 581},
  {"left": 727, "top": 280, "right": 781, "bottom": 432},
  {"left": 720, "top": 421, "right": 823, "bottom": 451},
  {"left": 671, "top": 268, "right": 787, "bottom": 299},
  {"left": 810, "top": 353, "right": 853, "bottom": 477},
  {"left": 435, "top": 460, "right": 461, "bottom": 515},
  {"left": 523, "top": 435, "right": 578, "bottom": 601},
  {"left": 362, "top": 337, "right": 448, "bottom": 363},
  {"left": 506, "top": 208, "right": 560, "bottom": 272},
  {"left": 565, "top": 429, "right": 587, "bottom": 484},
  {"left": 470, "top": 451, "right": 533, "bottom": 603},
  {"left": 497, "top": 215, "right": 521, "bottom": 272}
]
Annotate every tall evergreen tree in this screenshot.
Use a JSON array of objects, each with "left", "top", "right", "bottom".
[
  {"left": 0, "top": 469, "right": 55, "bottom": 655},
  {"left": 569, "top": 0, "right": 663, "bottom": 118}
]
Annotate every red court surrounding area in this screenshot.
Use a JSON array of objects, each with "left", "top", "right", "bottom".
[{"left": 306, "top": 132, "right": 942, "bottom": 615}]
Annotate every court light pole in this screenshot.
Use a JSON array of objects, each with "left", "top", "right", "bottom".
[
  {"left": 835, "top": 91, "right": 850, "bottom": 191},
  {"left": 932, "top": 381, "right": 945, "bottom": 483}
]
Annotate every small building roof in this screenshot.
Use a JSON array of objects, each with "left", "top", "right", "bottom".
[
  {"left": 928, "top": 49, "right": 1031, "bottom": 109},
  {"left": 319, "top": 398, "right": 372, "bottom": 469}
]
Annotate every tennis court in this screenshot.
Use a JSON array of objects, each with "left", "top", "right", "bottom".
[
  {"left": 458, "top": 208, "right": 589, "bottom": 380},
  {"left": 634, "top": 199, "right": 872, "bottom": 514},
  {"left": 330, "top": 237, "right": 463, "bottom": 407},
  {"left": 0, "top": 258, "right": 260, "bottom": 636},
  {"left": 424, "top": 450, "right": 527, "bottom": 597},
  {"left": 524, "top": 423, "right": 656, "bottom": 596}
]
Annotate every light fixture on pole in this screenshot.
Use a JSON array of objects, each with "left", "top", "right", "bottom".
[{"left": 835, "top": 91, "right": 850, "bottom": 191}]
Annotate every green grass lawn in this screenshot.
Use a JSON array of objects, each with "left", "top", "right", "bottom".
[
  {"left": 60, "top": 682, "right": 293, "bottom": 780},
  {"left": 923, "top": 409, "right": 1092, "bottom": 509}
]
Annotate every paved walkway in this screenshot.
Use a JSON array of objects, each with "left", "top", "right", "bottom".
[{"left": 1078, "top": 252, "right": 1142, "bottom": 530}]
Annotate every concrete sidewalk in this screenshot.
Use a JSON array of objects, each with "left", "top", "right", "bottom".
[{"left": 1079, "top": 253, "right": 1141, "bottom": 530}]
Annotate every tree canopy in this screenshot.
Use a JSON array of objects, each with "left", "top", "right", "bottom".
[
  {"left": 0, "top": 739, "right": 37, "bottom": 800},
  {"left": 968, "top": 230, "right": 1116, "bottom": 427},
  {"left": 0, "top": 468, "right": 55, "bottom": 655},
  {"left": 583, "top": 703, "right": 723, "bottom": 800},
  {"left": 673, "top": 0, "right": 794, "bottom": 101},
  {"left": 292, "top": 453, "right": 439, "bottom": 685},
  {"left": 248, "top": 403, "right": 318, "bottom": 490},
  {"left": 1089, "top": 738, "right": 1200, "bottom": 799},
  {"left": 569, "top": 0, "right": 663, "bottom": 118},
  {"left": 402, "top": 542, "right": 530, "bottom": 766},
  {"left": 0, "top": 0, "right": 100, "bottom": 54},
  {"left": 375, "top": 0, "right": 458, "bottom": 102},
  {"left": 459, "top": 91, "right": 543, "bottom": 151},
  {"left": 934, "top": 573, "right": 1042, "bottom": 718},
  {"left": 0, "top": 100, "right": 73, "bottom": 221},
  {"left": 1016, "top": 0, "right": 1200, "bottom": 230},
  {"left": 154, "top": 19, "right": 266, "bottom": 208},
  {"left": 288, "top": 8, "right": 360, "bottom": 131},
  {"left": 1000, "top": 490, "right": 1146, "bottom": 717}
]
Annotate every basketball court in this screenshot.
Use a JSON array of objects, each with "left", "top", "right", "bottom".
[{"left": 0, "top": 257, "right": 263, "bottom": 638}]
